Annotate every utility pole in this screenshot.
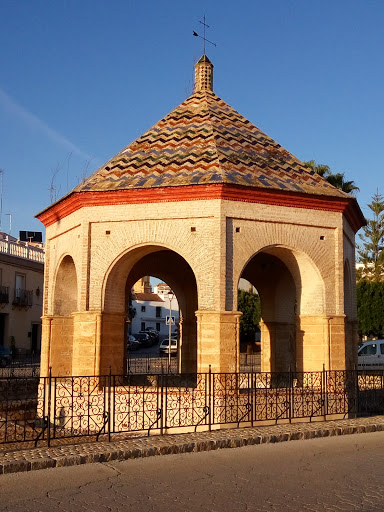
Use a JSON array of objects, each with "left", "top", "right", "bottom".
[{"left": 5, "top": 213, "right": 11, "bottom": 235}]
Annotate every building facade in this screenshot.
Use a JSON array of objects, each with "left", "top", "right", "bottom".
[
  {"left": 130, "top": 281, "right": 179, "bottom": 338},
  {"left": 0, "top": 233, "right": 44, "bottom": 355}
]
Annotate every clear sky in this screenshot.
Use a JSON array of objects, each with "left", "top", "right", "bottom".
[{"left": 0, "top": 0, "right": 383, "bottom": 239}]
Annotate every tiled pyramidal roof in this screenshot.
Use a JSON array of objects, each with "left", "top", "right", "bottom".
[{"left": 75, "top": 59, "right": 346, "bottom": 199}]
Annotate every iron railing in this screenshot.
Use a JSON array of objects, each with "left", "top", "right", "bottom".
[
  {"left": 12, "top": 288, "right": 33, "bottom": 307},
  {"left": 126, "top": 352, "right": 261, "bottom": 374},
  {"left": 0, "top": 285, "right": 8, "bottom": 304},
  {"left": 127, "top": 353, "right": 178, "bottom": 374},
  {"left": 1, "top": 369, "right": 384, "bottom": 448}
]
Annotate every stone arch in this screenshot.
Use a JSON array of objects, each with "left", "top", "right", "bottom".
[
  {"left": 238, "top": 244, "right": 326, "bottom": 372},
  {"left": 87, "top": 220, "right": 215, "bottom": 312},
  {"left": 53, "top": 254, "right": 78, "bottom": 315},
  {"left": 237, "top": 245, "right": 325, "bottom": 316},
  {"left": 47, "top": 254, "right": 78, "bottom": 376},
  {"left": 100, "top": 244, "right": 199, "bottom": 374}
]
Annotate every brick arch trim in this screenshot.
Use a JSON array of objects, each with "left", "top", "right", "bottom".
[
  {"left": 101, "top": 242, "right": 200, "bottom": 314},
  {"left": 236, "top": 244, "right": 326, "bottom": 316}
]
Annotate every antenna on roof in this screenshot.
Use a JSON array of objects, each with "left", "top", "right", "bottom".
[{"left": 193, "top": 15, "right": 216, "bottom": 54}]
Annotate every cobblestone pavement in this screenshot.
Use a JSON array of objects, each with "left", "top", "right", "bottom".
[
  {"left": 1, "top": 415, "right": 384, "bottom": 476},
  {"left": 1, "top": 429, "right": 384, "bottom": 511}
]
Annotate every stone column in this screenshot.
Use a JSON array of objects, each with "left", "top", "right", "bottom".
[
  {"left": 71, "top": 311, "right": 126, "bottom": 376},
  {"left": 195, "top": 311, "right": 241, "bottom": 373},
  {"left": 260, "top": 319, "right": 271, "bottom": 373},
  {"left": 41, "top": 314, "right": 74, "bottom": 376},
  {"left": 99, "top": 312, "right": 126, "bottom": 375},
  {"left": 40, "top": 315, "right": 53, "bottom": 377},
  {"left": 178, "top": 316, "right": 197, "bottom": 373},
  {"left": 72, "top": 312, "right": 100, "bottom": 376},
  {"left": 260, "top": 320, "right": 296, "bottom": 372},
  {"left": 297, "top": 315, "right": 346, "bottom": 371}
]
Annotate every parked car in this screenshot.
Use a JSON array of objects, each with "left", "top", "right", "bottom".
[
  {"left": 142, "top": 328, "right": 159, "bottom": 344},
  {"left": 0, "top": 346, "right": 12, "bottom": 367},
  {"left": 139, "top": 330, "right": 158, "bottom": 346},
  {"left": 159, "top": 337, "right": 178, "bottom": 357},
  {"left": 358, "top": 340, "right": 384, "bottom": 369},
  {"left": 134, "top": 332, "right": 152, "bottom": 348},
  {"left": 127, "top": 335, "right": 140, "bottom": 352}
]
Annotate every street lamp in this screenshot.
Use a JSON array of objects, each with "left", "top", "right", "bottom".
[{"left": 168, "top": 290, "right": 175, "bottom": 369}]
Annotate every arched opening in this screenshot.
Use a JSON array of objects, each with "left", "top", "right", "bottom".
[
  {"left": 50, "top": 255, "right": 78, "bottom": 375},
  {"left": 238, "top": 246, "right": 325, "bottom": 372},
  {"left": 53, "top": 255, "right": 78, "bottom": 315},
  {"left": 102, "top": 245, "right": 198, "bottom": 374},
  {"left": 127, "top": 276, "right": 181, "bottom": 373}
]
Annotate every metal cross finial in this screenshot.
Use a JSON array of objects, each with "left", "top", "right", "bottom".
[{"left": 193, "top": 15, "right": 217, "bottom": 54}]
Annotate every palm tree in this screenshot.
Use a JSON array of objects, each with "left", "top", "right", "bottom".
[
  {"left": 304, "top": 161, "right": 359, "bottom": 195},
  {"left": 325, "top": 172, "right": 360, "bottom": 195},
  {"left": 304, "top": 160, "right": 330, "bottom": 178}
]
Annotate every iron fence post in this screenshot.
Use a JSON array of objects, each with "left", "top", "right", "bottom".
[
  {"left": 322, "top": 364, "right": 327, "bottom": 419},
  {"left": 108, "top": 367, "right": 112, "bottom": 442},
  {"left": 160, "top": 371, "right": 164, "bottom": 435},
  {"left": 251, "top": 370, "right": 254, "bottom": 427},
  {"left": 288, "top": 366, "right": 292, "bottom": 423},
  {"left": 208, "top": 365, "right": 212, "bottom": 431},
  {"left": 354, "top": 364, "right": 359, "bottom": 417},
  {"left": 47, "top": 367, "right": 52, "bottom": 447}
]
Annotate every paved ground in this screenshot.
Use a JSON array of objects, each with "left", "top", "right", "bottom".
[
  {"left": 2, "top": 415, "right": 384, "bottom": 475},
  {"left": 1, "top": 429, "right": 384, "bottom": 511}
]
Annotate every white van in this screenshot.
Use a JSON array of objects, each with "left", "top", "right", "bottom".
[{"left": 358, "top": 340, "right": 384, "bottom": 369}]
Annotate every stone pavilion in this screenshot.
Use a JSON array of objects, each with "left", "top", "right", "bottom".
[{"left": 37, "top": 55, "right": 365, "bottom": 377}]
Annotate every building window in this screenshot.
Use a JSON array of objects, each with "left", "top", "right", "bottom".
[
  {"left": 15, "top": 273, "right": 26, "bottom": 294},
  {"left": 141, "top": 322, "right": 145, "bottom": 331},
  {"left": 141, "top": 305, "right": 146, "bottom": 312},
  {"left": 156, "top": 306, "right": 162, "bottom": 318},
  {"left": 156, "top": 323, "right": 160, "bottom": 332}
]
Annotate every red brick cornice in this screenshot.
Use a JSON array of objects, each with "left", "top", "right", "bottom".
[{"left": 36, "top": 184, "right": 366, "bottom": 233}]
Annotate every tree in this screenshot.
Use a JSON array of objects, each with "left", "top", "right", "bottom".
[
  {"left": 357, "top": 280, "right": 384, "bottom": 338},
  {"left": 304, "top": 161, "right": 359, "bottom": 195},
  {"left": 357, "top": 191, "right": 384, "bottom": 281},
  {"left": 304, "top": 160, "right": 330, "bottom": 177},
  {"left": 237, "top": 289, "right": 261, "bottom": 342}
]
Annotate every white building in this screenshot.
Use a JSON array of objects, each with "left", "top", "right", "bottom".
[
  {"left": 130, "top": 280, "right": 179, "bottom": 339},
  {"left": 0, "top": 232, "right": 44, "bottom": 355}
]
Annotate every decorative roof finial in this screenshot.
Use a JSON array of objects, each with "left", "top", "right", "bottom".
[
  {"left": 193, "top": 16, "right": 216, "bottom": 92},
  {"left": 194, "top": 55, "right": 214, "bottom": 92},
  {"left": 193, "top": 15, "right": 216, "bottom": 55}
]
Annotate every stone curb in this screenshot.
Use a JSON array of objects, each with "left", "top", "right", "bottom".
[{"left": 1, "top": 417, "right": 384, "bottom": 475}]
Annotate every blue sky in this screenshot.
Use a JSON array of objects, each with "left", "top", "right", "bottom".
[{"left": 0, "top": 0, "right": 383, "bottom": 239}]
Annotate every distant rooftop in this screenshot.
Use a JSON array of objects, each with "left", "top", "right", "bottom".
[{"left": 0, "top": 232, "right": 44, "bottom": 263}]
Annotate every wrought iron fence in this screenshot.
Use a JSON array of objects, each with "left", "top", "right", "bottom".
[
  {"left": 126, "top": 352, "right": 261, "bottom": 374},
  {"left": 1, "top": 369, "right": 384, "bottom": 448},
  {"left": 127, "top": 354, "right": 178, "bottom": 374}
]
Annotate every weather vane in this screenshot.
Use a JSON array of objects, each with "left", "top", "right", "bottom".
[{"left": 193, "top": 15, "right": 217, "bottom": 55}]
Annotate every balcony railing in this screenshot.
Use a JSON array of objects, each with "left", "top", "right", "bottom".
[
  {"left": 0, "top": 236, "right": 44, "bottom": 263},
  {"left": 0, "top": 285, "right": 9, "bottom": 304},
  {"left": 12, "top": 288, "right": 33, "bottom": 307}
]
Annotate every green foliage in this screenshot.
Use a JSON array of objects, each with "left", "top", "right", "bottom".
[
  {"left": 304, "top": 160, "right": 359, "bottom": 195},
  {"left": 357, "top": 280, "right": 384, "bottom": 338},
  {"left": 237, "top": 289, "right": 261, "bottom": 342},
  {"left": 358, "top": 191, "right": 384, "bottom": 281}
]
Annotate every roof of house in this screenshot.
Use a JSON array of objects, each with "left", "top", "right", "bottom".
[
  {"left": 72, "top": 61, "right": 347, "bottom": 200},
  {"left": 133, "top": 293, "right": 164, "bottom": 303}
]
